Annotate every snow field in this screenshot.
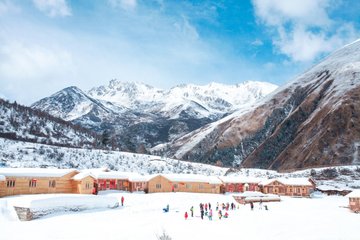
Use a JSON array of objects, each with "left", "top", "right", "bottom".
[{"left": 1, "top": 192, "right": 359, "bottom": 240}]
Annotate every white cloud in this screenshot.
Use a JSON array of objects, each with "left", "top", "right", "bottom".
[
  {"left": 33, "top": 0, "right": 71, "bottom": 17},
  {"left": 0, "top": 41, "right": 73, "bottom": 79},
  {"left": 108, "top": 0, "right": 137, "bottom": 11},
  {"left": 252, "top": 0, "right": 358, "bottom": 62}
]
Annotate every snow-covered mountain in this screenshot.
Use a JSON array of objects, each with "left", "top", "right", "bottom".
[
  {"left": 32, "top": 81, "right": 277, "bottom": 152},
  {"left": 0, "top": 98, "right": 98, "bottom": 148},
  {"left": 156, "top": 39, "right": 360, "bottom": 171}
]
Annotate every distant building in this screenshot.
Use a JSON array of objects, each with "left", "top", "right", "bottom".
[
  {"left": 218, "top": 176, "right": 262, "bottom": 193},
  {"left": 347, "top": 190, "right": 360, "bottom": 213},
  {"left": 0, "top": 168, "right": 94, "bottom": 197},
  {"left": 259, "top": 178, "right": 315, "bottom": 197},
  {"left": 147, "top": 174, "right": 222, "bottom": 194}
]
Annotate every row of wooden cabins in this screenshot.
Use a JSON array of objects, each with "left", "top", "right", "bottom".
[{"left": 0, "top": 167, "right": 316, "bottom": 198}]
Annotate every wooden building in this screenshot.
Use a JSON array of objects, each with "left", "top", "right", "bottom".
[
  {"left": 93, "top": 172, "right": 131, "bottom": 191},
  {"left": 72, "top": 172, "right": 96, "bottom": 194},
  {"left": 128, "top": 175, "right": 150, "bottom": 192},
  {"left": 0, "top": 175, "right": 5, "bottom": 197},
  {"left": 0, "top": 168, "right": 94, "bottom": 197},
  {"left": 347, "top": 190, "right": 360, "bottom": 213},
  {"left": 218, "top": 176, "right": 262, "bottom": 193},
  {"left": 147, "top": 174, "right": 222, "bottom": 194},
  {"left": 316, "top": 185, "right": 352, "bottom": 196},
  {"left": 260, "top": 178, "right": 314, "bottom": 197}
]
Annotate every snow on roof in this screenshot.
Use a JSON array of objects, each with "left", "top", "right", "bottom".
[
  {"left": 92, "top": 171, "right": 142, "bottom": 180},
  {"left": 316, "top": 185, "right": 341, "bottom": 191},
  {"left": 0, "top": 175, "right": 5, "bottom": 181},
  {"left": 128, "top": 174, "right": 153, "bottom": 182},
  {"left": 347, "top": 190, "right": 360, "bottom": 198},
  {"left": 161, "top": 174, "right": 222, "bottom": 184},
  {"left": 72, "top": 172, "right": 95, "bottom": 181},
  {"left": 218, "top": 176, "right": 263, "bottom": 184},
  {"left": 0, "top": 168, "right": 77, "bottom": 178},
  {"left": 260, "top": 178, "right": 313, "bottom": 186}
]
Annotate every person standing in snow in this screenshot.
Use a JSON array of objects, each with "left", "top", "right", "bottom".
[
  {"left": 121, "top": 196, "right": 124, "bottom": 206},
  {"left": 209, "top": 203, "right": 211, "bottom": 210},
  {"left": 190, "top": 206, "right": 194, "bottom": 217},
  {"left": 200, "top": 207, "right": 204, "bottom": 220},
  {"left": 205, "top": 203, "right": 208, "bottom": 212},
  {"left": 216, "top": 202, "right": 219, "bottom": 211},
  {"left": 250, "top": 202, "right": 254, "bottom": 211},
  {"left": 218, "top": 210, "right": 222, "bottom": 220},
  {"left": 209, "top": 209, "right": 213, "bottom": 221},
  {"left": 259, "top": 199, "right": 263, "bottom": 210},
  {"left": 185, "top": 211, "right": 188, "bottom": 220}
]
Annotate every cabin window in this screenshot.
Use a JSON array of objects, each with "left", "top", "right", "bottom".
[
  {"left": 199, "top": 184, "right": 204, "bottom": 189},
  {"left": 85, "top": 182, "right": 91, "bottom": 189},
  {"left": 186, "top": 184, "right": 192, "bottom": 189},
  {"left": 6, "top": 180, "right": 15, "bottom": 188},
  {"left": 49, "top": 180, "right": 56, "bottom": 188},
  {"left": 29, "top": 180, "right": 37, "bottom": 188},
  {"left": 156, "top": 184, "right": 161, "bottom": 189}
]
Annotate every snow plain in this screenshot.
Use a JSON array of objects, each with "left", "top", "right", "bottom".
[{"left": 1, "top": 191, "right": 359, "bottom": 240}]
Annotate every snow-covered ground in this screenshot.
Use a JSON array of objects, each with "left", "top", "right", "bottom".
[{"left": 1, "top": 192, "right": 359, "bottom": 240}]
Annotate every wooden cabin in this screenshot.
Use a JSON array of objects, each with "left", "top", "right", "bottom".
[
  {"left": 218, "top": 176, "right": 262, "bottom": 193},
  {"left": 93, "top": 172, "right": 132, "bottom": 192},
  {"left": 147, "top": 174, "right": 222, "bottom": 194},
  {"left": 0, "top": 168, "right": 89, "bottom": 197},
  {"left": 128, "top": 175, "right": 150, "bottom": 192},
  {"left": 0, "top": 175, "right": 5, "bottom": 197},
  {"left": 316, "top": 185, "right": 352, "bottom": 196},
  {"left": 260, "top": 178, "right": 314, "bottom": 197},
  {"left": 347, "top": 190, "right": 360, "bottom": 213},
  {"left": 72, "top": 172, "right": 96, "bottom": 194}
]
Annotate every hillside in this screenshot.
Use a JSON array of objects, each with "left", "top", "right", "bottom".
[
  {"left": 0, "top": 98, "right": 98, "bottom": 148},
  {"left": 156, "top": 39, "right": 360, "bottom": 171}
]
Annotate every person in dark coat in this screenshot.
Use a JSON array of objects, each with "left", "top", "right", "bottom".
[
  {"left": 208, "top": 203, "right": 211, "bottom": 210},
  {"left": 250, "top": 202, "right": 254, "bottom": 211},
  {"left": 200, "top": 208, "right": 204, "bottom": 220},
  {"left": 190, "top": 206, "right": 194, "bottom": 217}
]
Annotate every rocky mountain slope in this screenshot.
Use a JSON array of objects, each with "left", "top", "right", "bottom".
[
  {"left": 157, "top": 39, "right": 360, "bottom": 171},
  {"left": 32, "top": 81, "right": 277, "bottom": 152},
  {"left": 0, "top": 98, "right": 98, "bottom": 148}
]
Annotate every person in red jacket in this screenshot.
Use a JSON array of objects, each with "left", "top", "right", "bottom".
[
  {"left": 121, "top": 196, "right": 124, "bottom": 206},
  {"left": 184, "top": 211, "right": 188, "bottom": 220}
]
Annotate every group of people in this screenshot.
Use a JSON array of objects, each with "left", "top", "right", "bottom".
[{"left": 184, "top": 201, "right": 237, "bottom": 221}]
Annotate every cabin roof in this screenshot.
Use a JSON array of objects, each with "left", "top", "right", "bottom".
[
  {"left": 347, "top": 190, "right": 360, "bottom": 198},
  {"left": 0, "top": 168, "right": 77, "bottom": 178},
  {"left": 92, "top": 171, "right": 142, "bottom": 180},
  {"left": 260, "top": 178, "right": 313, "bottom": 186},
  {"left": 72, "top": 172, "right": 96, "bottom": 180},
  {"left": 161, "top": 174, "right": 222, "bottom": 184},
  {"left": 218, "top": 176, "right": 263, "bottom": 184}
]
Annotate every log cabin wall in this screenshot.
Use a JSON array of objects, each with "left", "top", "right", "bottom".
[
  {"left": 1, "top": 171, "right": 78, "bottom": 197},
  {"left": 73, "top": 176, "right": 95, "bottom": 194},
  {"left": 349, "top": 197, "right": 360, "bottom": 212},
  {"left": 0, "top": 180, "right": 5, "bottom": 197},
  {"left": 148, "top": 175, "right": 220, "bottom": 194}
]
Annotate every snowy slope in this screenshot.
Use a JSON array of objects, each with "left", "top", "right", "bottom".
[
  {"left": 157, "top": 38, "right": 360, "bottom": 170},
  {"left": 87, "top": 79, "right": 278, "bottom": 119},
  {"left": 0, "top": 98, "right": 97, "bottom": 148}
]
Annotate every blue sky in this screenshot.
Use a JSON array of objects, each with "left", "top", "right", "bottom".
[{"left": 0, "top": 0, "right": 359, "bottom": 104}]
